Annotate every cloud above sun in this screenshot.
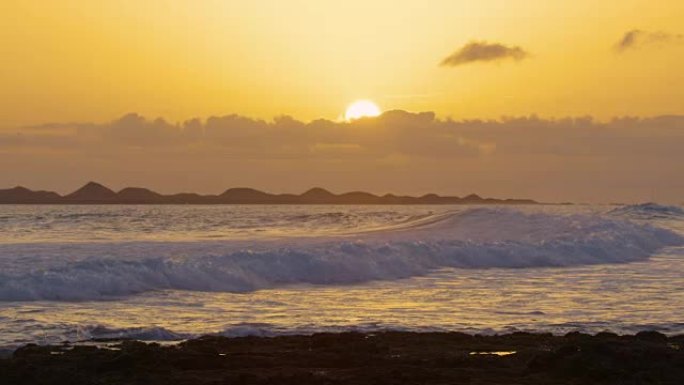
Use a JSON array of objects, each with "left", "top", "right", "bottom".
[
  {"left": 615, "top": 29, "right": 684, "bottom": 52},
  {"left": 440, "top": 41, "right": 530, "bottom": 67}
]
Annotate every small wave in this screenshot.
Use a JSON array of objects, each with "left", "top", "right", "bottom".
[
  {"left": 609, "top": 203, "right": 684, "bottom": 220},
  {"left": 215, "top": 322, "right": 430, "bottom": 338},
  {"left": 69, "top": 320, "right": 684, "bottom": 343},
  {"left": 5, "top": 320, "right": 684, "bottom": 351},
  {"left": 80, "top": 325, "right": 187, "bottom": 341},
  {"left": 494, "top": 310, "right": 546, "bottom": 316},
  {"left": 0, "top": 208, "right": 681, "bottom": 301}
]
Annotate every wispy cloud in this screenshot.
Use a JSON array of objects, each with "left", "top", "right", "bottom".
[
  {"left": 440, "top": 41, "right": 529, "bottom": 67},
  {"left": 615, "top": 29, "right": 684, "bottom": 52}
]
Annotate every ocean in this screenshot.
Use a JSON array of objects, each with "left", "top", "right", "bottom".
[{"left": 0, "top": 203, "right": 683, "bottom": 349}]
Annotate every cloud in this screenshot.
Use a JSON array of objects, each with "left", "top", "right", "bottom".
[
  {"left": 5, "top": 110, "right": 489, "bottom": 160},
  {"left": 615, "top": 29, "right": 684, "bottom": 52},
  {"left": 2, "top": 111, "right": 684, "bottom": 202},
  {"left": 440, "top": 41, "right": 529, "bottom": 67},
  {"left": 8, "top": 111, "right": 684, "bottom": 161}
]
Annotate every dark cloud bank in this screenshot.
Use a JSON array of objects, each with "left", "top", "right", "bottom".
[
  {"left": 441, "top": 41, "right": 529, "bottom": 67},
  {"left": 2, "top": 111, "right": 684, "bottom": 202}
]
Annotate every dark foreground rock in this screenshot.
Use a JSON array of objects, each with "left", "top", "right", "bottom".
[{"left": 1, "top": 331, "right": 683, "bottom": 384}]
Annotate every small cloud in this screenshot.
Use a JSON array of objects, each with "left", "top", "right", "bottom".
[
  {"left": 440, "top": 41, "right": 529, "bottom": 67},
  {"left": 615, "top": 29, "right": 684, "bottom": 52}
]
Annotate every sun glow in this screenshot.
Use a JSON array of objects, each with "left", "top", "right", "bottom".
[{"left": 344, "top": 100, "right": 382, "bottom": 121}]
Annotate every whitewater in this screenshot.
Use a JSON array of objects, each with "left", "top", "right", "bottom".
[{"left": 0, "top": 204, "right": 683, "bottom": 349}]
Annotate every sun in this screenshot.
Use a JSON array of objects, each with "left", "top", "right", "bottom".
[{"left": 344, "top": 100, "right": 381, "bottom": 121}]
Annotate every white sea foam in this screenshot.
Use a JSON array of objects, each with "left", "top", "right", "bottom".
[{"left": 0, "top": 208, "right": 681, "bottom": 301}]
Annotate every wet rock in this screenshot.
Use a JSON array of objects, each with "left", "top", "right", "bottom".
[{"left": 1, "top": 332, "right": 683, "bottom": 384}]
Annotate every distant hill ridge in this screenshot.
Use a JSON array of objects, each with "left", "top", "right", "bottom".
[{"left": 0, "top": 182, "right": 537, "bottom": 205}]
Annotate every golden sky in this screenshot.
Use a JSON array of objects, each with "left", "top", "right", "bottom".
[
  {"left": 2, "top": 0, "right": 683, "bottom": 126},
  {"left": 1, "top": 1, "right": 683, "bottom": 202}
]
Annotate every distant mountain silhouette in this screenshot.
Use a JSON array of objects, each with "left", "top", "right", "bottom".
[
  {"left": 0, "top": 186, "right": 62, "bottom": 203},
  {"left": 0, "top": 182, "right": 538, "bottom": 205}
]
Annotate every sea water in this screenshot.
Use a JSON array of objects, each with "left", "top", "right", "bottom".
[{"left": 0, "top": 204, "right": 682, "bottom": 348}]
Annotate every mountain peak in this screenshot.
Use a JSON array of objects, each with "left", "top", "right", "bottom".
[
  {"left": 10, "top": 186, "right": 31, "bottom": 193},
  {"left": 76, "top": 181, "right": 111, "bottom": 191},
  {"left": 221, "top": 187, "right": 265, "bottom": 195},
  {"left": 65, "top": 182, "right": 117, "bottom": 201},
  {"left": 463, "top": 193, "right": 483, "bottom": 201},
  {"left": 302, "top": 187, "right": 335, "bottom": 197}
]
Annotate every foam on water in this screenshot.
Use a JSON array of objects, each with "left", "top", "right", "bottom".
[{"left": 1, "top": 207, "right": 681, "bottom": 301}]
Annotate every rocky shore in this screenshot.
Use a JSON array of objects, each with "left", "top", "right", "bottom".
[{"left": 2, "top": 331, "right": 683, "bottom": 384}]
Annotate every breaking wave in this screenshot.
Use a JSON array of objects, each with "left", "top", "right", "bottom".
[
  {"left": 0, "top": 208, "right": 681, "bottom": 301},
  {"left": 609, "top": 203, "right": 684, "bottom": 220}
]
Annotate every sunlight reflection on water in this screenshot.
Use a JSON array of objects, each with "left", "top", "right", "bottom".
[{"left": 0, "top": 204, "right": 682, "bottom": 348}]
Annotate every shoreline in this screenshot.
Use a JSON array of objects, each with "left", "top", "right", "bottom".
[{"left": 2, "top": 331, "right": 683, "bottom": 384}]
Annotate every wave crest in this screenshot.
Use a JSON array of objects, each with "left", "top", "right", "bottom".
[
  {"left": 609, "top": 203, "right": 684, "bottom": 220},
  {"left": 0, "top": 208, "right": 681, "bottom": 301}
]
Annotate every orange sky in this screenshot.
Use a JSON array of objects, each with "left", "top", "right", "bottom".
[
  {"left": 2, "top": 0, "right": 683, "bottom": 125},
  {"left": 1, "top": 1, "right": 683, "bottom": 202}
]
